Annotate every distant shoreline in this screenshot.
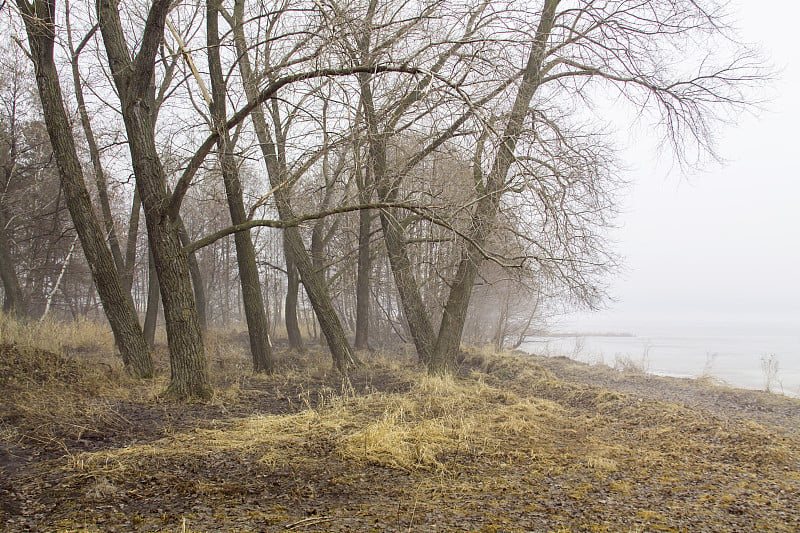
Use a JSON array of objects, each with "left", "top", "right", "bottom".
[
  {"left": 531, "top": 331, "right": 637, "bottom": 338},
  {"left": 520, "top": 329, "right": 800, "bottom": 398}
]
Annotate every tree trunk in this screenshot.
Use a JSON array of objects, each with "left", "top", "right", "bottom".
[
  {"left": 0, "top": 209, "right": 26, "bottom": 317},
  {"left": 287, "top": 224, "right": 355, "bottom": 372},
  {"left": 283, "top": 240, "right": 305, "bottom": 352},
  {"left": 207, "top": 0, "right": 272, "bottom": 373},
  {"left": 41, "top": 233, "right": 78, "bottom": 320},
  {"left": 492, "top": 291, "right": 510, "bottom": 352},
  {"left": 97, "top": 0, "right": 210, "bottom": 399},
  {"left": 352, "top": 4, "right": 380, "bottom": 352},
  {"left": 232, "top": 0, "right": 355, "bottom": 372},
  {"left": 121, "top": 189, "right": 141, "bottom": 294},
  {"left": 17, "top": 0, "right": 154, "bottom": 378},
  {"left": 429, "top": 0, "right": 559, "bottom": 373},
  {"left": 143, "top": 248, "right": 159, "bottom": 348},
  {"left": 354, "top": 205, "right": 371, "bottom": 350},
  {"left": 68, "top": 25, "right": 125, "bottom": 275},
  {"left": 131, "top": 146, "right": 209, "bottom": 399},
  {"left": 177, "top": 217, "right": 207, "bottom": 330},
  {"left": 352, "top": 131, "right": 374, "bottom": 351},
  {"left": 377, "top": 208, "right": 436, "bottom": 364},
  {"left": 359, "top": 71, "right": 435, "bottom": 364}
]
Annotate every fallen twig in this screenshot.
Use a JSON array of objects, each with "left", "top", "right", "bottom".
[{"left": 284, "top": 516, "right": 334, "bottom": 530}]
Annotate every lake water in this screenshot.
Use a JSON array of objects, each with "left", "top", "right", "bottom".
[{"left": 520, "top": 319, "right": 800, "bottom": 397}]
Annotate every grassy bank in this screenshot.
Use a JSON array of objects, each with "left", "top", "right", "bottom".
[{"left": 1, "top": 317, "right": 799, "bottom": 531}]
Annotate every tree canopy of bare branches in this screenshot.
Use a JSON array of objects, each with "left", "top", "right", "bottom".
[{"left": 4, "top": 0, "right": 764, "bottom": 393}]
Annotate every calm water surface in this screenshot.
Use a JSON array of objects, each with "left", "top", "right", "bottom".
[{"left": 521, "top": 319, "right": 800, "bottom": 396}]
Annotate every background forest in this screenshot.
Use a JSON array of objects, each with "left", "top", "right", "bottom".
[{"left": 1, "top": 0, "right": 762, "bottom": 398}]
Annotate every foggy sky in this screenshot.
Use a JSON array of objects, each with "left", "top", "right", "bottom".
[{"left": 561, "top": 0, "right": 800, "bottom": 332}]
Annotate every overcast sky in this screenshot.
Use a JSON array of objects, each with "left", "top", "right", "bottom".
[{"left": 561, "top": 1, "right": 800, "bottom": 332}]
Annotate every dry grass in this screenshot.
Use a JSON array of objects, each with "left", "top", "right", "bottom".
[
  {"left": 3, "top": 316, "right": 800, "bottom": 531},
  {"left": 0, "top": 316, "right": 254, "bottom": 445},
  {"left": 65, "top": 374, "right": 797, "bottom": 530},
  {"left": 0, "top": 313, "right": 115, "bottom": 356},
  {"left": 0, "top": 314, "right": 144, "bottom": 445},
  {"left": 339, "top": 375, "right": 563, "bottom": 470},
  {"left": 64, "top": 374, "right": 564, "bottom": 479},
  {"left": 612, "top": 353, "right": 651, "bottom": 374},
  {"left": 0, "top": 352, "right": 149, "bottom": 446}
]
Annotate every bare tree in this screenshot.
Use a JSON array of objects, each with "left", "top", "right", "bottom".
[
  {"left": 15, "top": 0, "right": 154, "bottom": 377},
  {"left": 95, "top": 0, "right": 210, "bottom": 398},
  {"left": 11, "top": 0, "right": 759, "bottom": 387},
  {"left": 0, "top": 47, "right": 30, "bottom": 317},
  {"left": 64, "top": 14, "right": 124, "bottom": 279},
  {"left": 428, "top": 0, "right": 562, "bottom": 372},
  {"left": 431, "top": 0, "right": 760, "bottom": 371},
  {"left": 339, "top": 0, "right": 761, "bottom": 373},
  {"left": 283, "top": 239, "right": 305, "bottom": 351},
  {"left": 206, "top": 0, "right": 273, "bottom": 372},
  {"left": 230, "top": 0, "right": 358, "bottom": 372},
  {"left": 64, "top": 5, "right": 148, "bottom": 297}
]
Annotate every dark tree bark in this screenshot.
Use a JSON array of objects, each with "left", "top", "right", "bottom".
[
  {"left": 232, "top": 0, "right": 355, "bottom": 372},
  {"left": 283, "top": 239, "right": 305, "bottom": 352},
  {"left": 0, "top": 64, "right": 27, "bottom": 318},
  {"left": 285, "top": 224, "right": 356, "bottom": 371},
  {"left": 97, "top": 0, "right": 210, "bottom": 399},
  {"left": 16, "top": 0, "right": 154, "bottom": 378},
  {"left": 351, "top": 2, "right": 380, "bottom": 353},
  {"left": 207, "top": 0, "right": 273, "bottom": 372},
  {"left": 143, "top": 248, "right": 159, "bottom": 348}
]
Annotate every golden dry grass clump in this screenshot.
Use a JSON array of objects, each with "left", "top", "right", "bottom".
[
  {"left": 0, "top": 314, "right": 139, "bottom": 443},
  {"left": 69, "top": 374, "right": 566, "bottom": 476},
  {"left": 0, "top": 316, "right": 257, "bottom": 443},
  {"left": 0, "top": 312, "right": 115, "bottom": 356},
  {"left": 339, "top": 375, "right": 565, "bottom": 469}
]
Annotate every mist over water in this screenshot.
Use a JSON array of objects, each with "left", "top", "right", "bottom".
[{"left": 522, "top": 316, "right": 800, "bottom": 397}]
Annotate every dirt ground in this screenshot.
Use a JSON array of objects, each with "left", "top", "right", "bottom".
[
  {"left": 1, "top": 341, "right": 799, "bottom": 532},
  {"left": 519, "top": 352, "right": 800, "bottom": 434}
]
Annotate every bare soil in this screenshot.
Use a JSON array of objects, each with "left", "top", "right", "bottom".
[{"left": 1, "top": 342, "right": 799, "bottom": 532}]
